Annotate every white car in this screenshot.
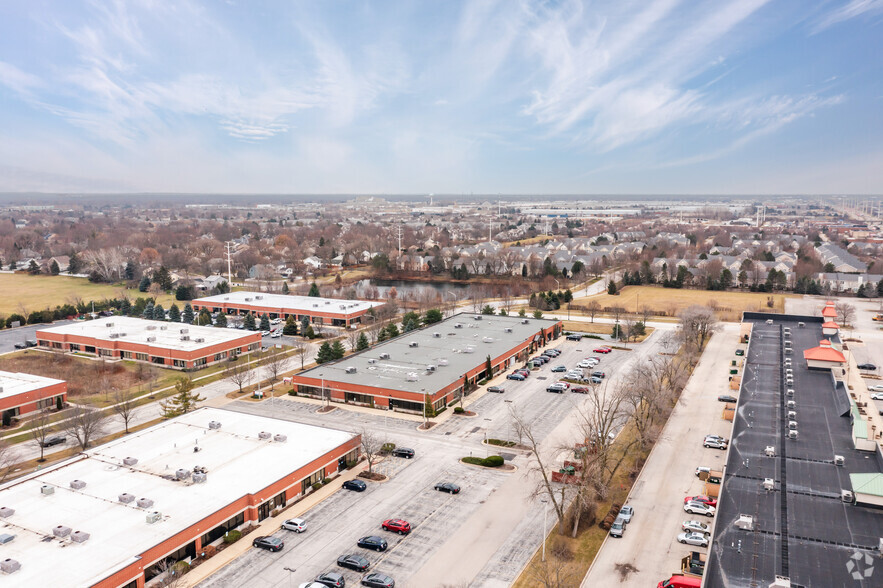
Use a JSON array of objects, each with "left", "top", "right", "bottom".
[
  {"left": 271, "top": 331, "right": 282, "bottom": 338},
  {"left": 271, "top": 318, "right": 282, "bottom": 325},
  {"left": 677, "top": 532, "right": 710, "bottom": 547},
  {"left": 869, "top": 385, "right": 883, "bottom": 393},
  {"left": 281, "top": 517, "right": 307, "bottom": 532},
  {"left": 682, "top": 520, "right": 711, "bottom": 534},
  {"left": 684, "top": 501, "right": 716, "bottom": 517}
]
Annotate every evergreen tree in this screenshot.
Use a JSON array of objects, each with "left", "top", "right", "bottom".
[
  {"left": 300, "top": 315, "right": 310, "bottom": 334},
  {"left": 282, "top": 281, "right": 290, "bottom": 295},
  {"left": 308, "top": 282, "right": 320, "bottom": 297},
  {"left": 563, "top": 289, "right": 573, "bottom": 303},
  {"left": 878, "top": 280, "right": 883, "bottom": 298},
  {"left": 138, "top": 275, "right": 151, "bottom": 292},
  {"left": 305, "top": 325, "right": 315, "bottom": 338},
  {"left": 720, "top": 268, "right": 733, "bottom": 289},
  {"left": 518, "top": 308, "right": 526, "bottom": 317},
  {"left": 424, "top": 308, "right": 443, "bottom": 324},
  {"left": 260, "top": 313, "right": 271, "bottom": 331},
  {"left": 498, "top": 308, "right": 508, "bottom": 316},
  {"left": 857, "top": 284, "right": 867, "bottom": 298},
  {"left": 154, "top": 266, "right": 173, "bottom": 291},
  {"left": 481, "top": 304, "right": 495, "bottom": 315},
  {"left": 196, "top": 309, "right": 212, "bottom": 326},
  {"left": 377, "top": 328, "right": 389, "bottom": 342},
  {"left": 331, "top": 340, "right": 346, "bottom": 359},
  {"left": 215, "top": 313, "right": 227, "bottom": 327},
  {"left": 132, "top": 298, "right": 148, "bottom": 317},
  {"left": 607, "top": 281, "right": 618, "bottom": 295},
  {"left": 244, "top": 312, "right": 257, "bottom": 330},
  {"left": 28, "top": 259, "right": 40, "bottom": 275},
  {"left": 50, "top": 260, "right": 60, "bottom": 275},
  {"left": 152, "top": 304, "right": 165, "bottom": 321},
  {"left": 485, "top": 354, "right": 493, "bottom": 378},
  {"left": 182, "top": 303, "right": 194, "bottom": 324},
  {"left": 160, "top": 378, "right": 205, "bottom": 417},
  {"left": 521, "top": 264, "right": 527, "bottom": 278},
  {"left": 283, "top": 316, "right": 298, "bottom": 335},
  {"left": 611, "top": 323, "right": 624, "bottom": 340},
  {"left": 120, "top": 299, "right": 131, "bottom": 315},
  {"left": 316, "top": 341, "right": 334, "bottom": 364},
  {"left": 356, "top": 332, "right": 369, "bottom": 351},
  {"left": 68, "top": 251, "right": 82, "bottom": 274},
  {"left": 168, "top": 304, "right": 181, "bottom": 322},
  {"left": 7, "top": 260, "right": 16, "bottom": 271},
  {"left": 175, "top": 285, "right": 194, "bottom": 301},
  {"left": 533, "top": 309, "right": 544, "bottom": 319},
  {"left": 142, "top": 302, "right": 154, "bottom": 319},
  {"left": 386, "top": 323, "right": 400, "bottom": 338},
  {"left": 124, "top": 260, "right": 136, "bottom": 281}
]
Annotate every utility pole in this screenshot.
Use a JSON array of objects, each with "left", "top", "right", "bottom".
[
  {"left": 226, "top": 241, "right": 233, "bottom": 286},
  {"left": 397, "top": 224, "right": 403, "bottom": 258}
]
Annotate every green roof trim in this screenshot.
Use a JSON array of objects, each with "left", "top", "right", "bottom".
[
  {"left": 850, "top": 473, "right": 883, "bottom": 497},
  {"left": 853, "top": 416, "right": 868, "bottom": 439}
]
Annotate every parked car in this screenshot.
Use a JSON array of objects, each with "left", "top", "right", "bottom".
[
  {"left": 507, "top": 373, "right": 526, "bottom": 381},
  {"left": 593, "top": 347, "right": 612, "bottom": 353},
  {"left": 682, "top": 520, "right": 711, "bottom": 534},
  {"left": 40, "top": 435, "right": 66, "bottom": 448},
  {"left": 571, "top": 386, "right": 588, "bottom": 394},
  {"left": 566, "top": 333, "right": 582, "bottom": 341},
  {"left": 618, "top": 505, "right": 634, "bottom": 523},
  {"left": 590, "top": 376, "right": 603, "bottom": 384},
  {"left": 684, "top": 501, "right": 716, "bottom": 517},
  {"left": 271, "top": 318, "right": 282, "bottom": 325},
  {"left": 361, "top": 573, "right": 395, "bottom": 588},
  {"left": 515, "top": 368, "right": 531, "bottom": 376},
  {"left": 577, "top": 360, "right": 593, "bottom": 369},
  {"left": 695, "top": 466, "right": 711, "bottom": 478},
  {"left": 871, "top": 392, "right": 883, "bottom": 401},
  {"left": 271, "top": 331, "right": 282, "bottom": 338},
  {"left": 735, "top": 349, "right": 745, "bottom": 356},
  {"left": 551, "top": 365, "right": 567, "bottom": 372},
  {"left": 338, "top": 553, "right": 371, "bottom": 571},
  {"left": 869, "top": 384, "right": 883, "bottom": 392},
  {"left": 261, "top": 330, "right": 271, "bottom": 336},
  {"left": 252, "top": 536, "right": 284, "bottom": 552},
  {"left": 434, "top": 482, "right": 460, "bottom": 494},
  {"left": 392, "top": 448, "right": 415, "bottom": 459},
  {"left": 609, "top": 516, "right": 626, "bottom": 538},
  {"left": 703, "top": 437, "right": 728, "bottom": 450},
  {"left": 718, "top": 395, "right": 737, "bottom": 403},
  {"left": 684, "top": 495, "right": 718, "bottom": 508},
  {"left": 342, "top": 480, "right": 367, "bottom": 492},
  {"left": 381, "top": 519, "right": 411, "bottom": 535},
  {"left": 487, "top": 385, "right": 505, "bottom": 393},
  {"left": 858, "top": 363, "right": 877, "bottom": 370},
  {"left": 13, "top": 342, "right": 27, "bottom": 350},
  {"left": 299, "top": 583, "right": 329, "bottom": 588},
  {"left": 281, "top": 518, "right": 307, "bottom": 532},
  {"left": 677, "top": 532, "right": 709, "bottom": 547},
  {"left": 546, "top": 382, "right": 566, "bottom": 393},
  {"left": 356, "top": 536, "right": 388, "bottom": 552},
  {"left": 314, "top": 572, "right": 346, "bottom": 588},
  {"left": 591, "top": 371, "right": 606, "bottom": 379},
  {"left": 543, "top": 349, "right": 561, "bottom": 357}
]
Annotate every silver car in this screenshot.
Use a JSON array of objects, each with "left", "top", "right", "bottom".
[
  {"left": 281, "top": 517, "right": 307, "bottom": 533},
  {"left": 677, "top": 531, "right": 710, "bottom": 547},
  {"left": 682, "top": 520, "right": 710, "bottom": 534},
  {"left": 618, "top": 505, "right": 634, "bottom": 524},
  {"left": 609, "top": 516, "right": 626, "bottom": 538},
  {"left": 684, "top": 501, "right": 716, "bottom": 517}
]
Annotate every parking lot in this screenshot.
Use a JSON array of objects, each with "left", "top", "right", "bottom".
[
  {"left": 200, "top": 332, "right": 668, "bottom": 587},
  {"left": 0, "top": 320, "right": 76, "bottom": 355}
]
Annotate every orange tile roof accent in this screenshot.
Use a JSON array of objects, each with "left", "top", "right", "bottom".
[
  {"left": 822, "top": 321, "right": 839, "bottom": 328},
  {"left": 803, "top": 347, "right": 846, "bottom": 363},
  {"left": 822, "top": 306, "right": 838, "bottom": 317}
]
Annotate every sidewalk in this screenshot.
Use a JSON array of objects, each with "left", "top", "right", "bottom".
[{"left": 182, "top": 461, "right": 370, "bottom": 587}]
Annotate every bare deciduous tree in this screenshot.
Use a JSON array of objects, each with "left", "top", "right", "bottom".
[
  {"left": 0, "top": 441, "right": 18, "bottom": 484},
  {"left": 225, "top": 359, "right": 254, "bottom": 394},
  {"left": 113, "top": 389, "right": 139, "bottom": 434},
  {"left": 587, "top": 300, "right": 601, "bottom": 323},
  {"left": 290, "top": 340, "right": 308, "bottom": 370},
  {"left": 345, "top": 327, "right": 361, "bottom": 351},
  {"left": 677, "top": 304, "right": 719, "bottom": 350},
  {"left": 262, "top": 347, "right": 290, "bottom": 392},
  {"left": 30, "top": 409, "right": 55, "bottom": 462},
  {"left": 64, "top": 405, "right": 109, "bottom": 450},
  {"left": 524, "top": 555, "right": 577, "bottom": 588},
  {"left": 359, "top": 427, "right": 385, "bottom": 474},
  {"left": 835, "top": 302, "right": 856, "bottom": 327}
]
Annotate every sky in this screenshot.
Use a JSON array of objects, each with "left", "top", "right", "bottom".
[{"left": 0, "top": 0, "right": 881, "bottom": 195}]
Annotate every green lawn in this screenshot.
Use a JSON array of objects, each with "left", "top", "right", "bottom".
[{"left": 0, "top": 273, "right": 176, "bottom": 317}]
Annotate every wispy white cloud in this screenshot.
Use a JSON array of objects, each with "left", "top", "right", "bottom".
[
  {"left": 813, "top": 0, "right": 883, "bottom": 33},
  {"left": 0, "top": 61, "right": 43, "bottom": 95}
]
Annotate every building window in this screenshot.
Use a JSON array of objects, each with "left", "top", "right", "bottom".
[
  {"left": 200, "top": 512, "right": 245, "bottom": 547},
  {"left": 214, "top": 351, "right": 228, "bottom": 362},
  {"left": 173, "top": 359, "right": 186, "bottom": 368},
  {"left": 151, "top": 356, "right": 165, "bottom": 365},
  {"left": 52, "top": 342, "right": 62, "bottom": 350},
  {"left": 247, "top": 343, "right": 259, "bottom": 352},
  {"left": 98, "top": 348, "right": 114, "bottom": 357},
  {"left": 120, "top": 351, "right": 132, "bottom": 359},
  {"left": 69, "top": 343, "right": 80, "bottom": 352},
  {"left": 301, "top": 470, "right": 325, "bottom": 494},
  {"left": 135, "top": 352, "right": 148, "bottom": 361},
  {"left": 39, "top": 340, "right": 49, "bottom": 347},
  {"left": 194, "top": 357, "right": 207, "bottom": 367},
  {"left": 36, "top": 397, "right": 57, "bottom": 410}
]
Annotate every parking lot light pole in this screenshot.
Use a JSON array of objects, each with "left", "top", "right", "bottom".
[
  {"left": 484, "top": 417, "right": 492, "bottom": 457},
  {"left": 541, "top": 499, "right": 548, "bottom": 561},
  {"left": 283, "top": 566, "right": 295, "bottom": 588}
]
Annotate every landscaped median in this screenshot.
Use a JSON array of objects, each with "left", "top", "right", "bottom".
[{"left": 460, "top": 454, "right": 516, "bottom": 472}]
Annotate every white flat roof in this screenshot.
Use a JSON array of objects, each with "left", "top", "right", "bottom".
[
  {"left": 0, "top": 371, "right": 65, "bottom": 400},
  {"left": 37, "top": 316, "right": 255, "bottom": 352},
  {"left": 0, "top": 407, "right": 356, "bottom": 588},
  {"left": 195, "top": 291, "right": 383, "bottom": 316}
]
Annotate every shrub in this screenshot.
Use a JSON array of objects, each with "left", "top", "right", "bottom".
[
  {"left": 477, "top": 379, "right": 487, "bottom": 386},
  {"left": 172, "top": 561, "right": 191, "bottom": 575},
  {"left": 454, "top": 406, "right": 465, "bottom": 414},
  {"left": 311, "top": 482, "right": 323, "bottom": 492},
  {"left": 223, "top": 530, "right": 242, "bottom": 544},
  {"left": 381, "top": 442, "right": 396, "bottom": 454},
  {"left": 483, "top": 455, "right": 504, "bottom": 467},
  {"left": 345, "top": 460, "right": 358, "bottom": 470},
  {"left": 461, "top": 456, "right": 485, "bottom": 466},
  {"left": 287, "top": 389, "right": 297, "bottom": 396}
]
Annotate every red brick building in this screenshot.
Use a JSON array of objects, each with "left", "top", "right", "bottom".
[
  {"left": 0, "top": 370, "right": 67, "bottom": 418},
  {"left": 192, "top": 291, "right": 383, "bottom": 327}
]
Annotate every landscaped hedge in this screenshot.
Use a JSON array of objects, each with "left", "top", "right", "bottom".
[
  {"left": 381, "top": 442, "right": 396, "bottom": 454},
  {"left": 454, "top": 406, "right": 465, "bottom": 414},
  {"left": 223, "top": 530, "right": 242, "bottom": 544},
  {"left": 462, "top": 455, "right": 505, "bottom": 467}
]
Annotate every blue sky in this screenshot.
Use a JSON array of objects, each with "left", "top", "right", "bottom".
[{"left": 0, "top": 0, "right": 881, "bottom": 194}]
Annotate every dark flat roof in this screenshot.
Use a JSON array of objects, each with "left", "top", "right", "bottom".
[{"left": 705, "top": 317, "right": 883, "bottom": 588}]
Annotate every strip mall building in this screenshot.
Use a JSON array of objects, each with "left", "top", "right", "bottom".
[
  {"left": 0, "top": 407, "right": 360, "bottom": 587},
  {"left": 192, "top": 291, "right": 383, "bottom": 327},
  {"left": 0, "top": 371, "right": 67, "bottom": 418},
  {"left": 35, "top": 317, "right": 261, "bottom": 370},
  {"left": 291, "top": 313, "right": 563, "bottom": 413}
]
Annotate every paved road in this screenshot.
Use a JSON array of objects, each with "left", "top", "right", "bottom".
[{"left": 580, "top": 323, "right": 741, "bottom": 587}]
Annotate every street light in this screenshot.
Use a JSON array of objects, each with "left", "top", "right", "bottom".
[
  {"left": 283, "top": 566, "right": 296, "bottom": 588},
  {"left": 484, "top": 417, "right": 492, "bottom": 457},
  {"left": 541, "top": 499, "right": 549, "bottom": 562}
]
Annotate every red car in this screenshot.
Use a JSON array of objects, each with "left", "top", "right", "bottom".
[
  {"left": 381, "top": 519, "right": 412, "bottom": 535},
  {"left": 593, "top": 347, "right": 612, "bottom": 354},
  {"left": 684, "top": 495, "right": 718, "bottom": 508}
]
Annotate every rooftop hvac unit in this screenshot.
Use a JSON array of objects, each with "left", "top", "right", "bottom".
[
  {"left": 409, "top": 341, "right": 418, "bottom": 347},
  {"left": 367, "top": 358, "right": 377, "bottom": 364},
  {"left": 160, "top": 326, "right": 167, "bottom": 330},
  {"left": 406, "top": 372, "right": 419, "bottom": 382},
  {"left": 244, "top": 297, "right": 252, "bottom": 302},
  {"left": 787, "top": 400, "right": 796, "bottom": 409},
  {"left": 192, "top": 472, "right": 207, "bottom": 483},
  {"left": 788, "top": 430, "right": 798, "bottom": 440},
  {"left": 345, "top": 366, "right": 357, "bottom": 374},
  {"left": 787, "top": 411, "right": 796, "bottom": 420},
  {"left": 380, "top": 353, "right": 390, "bottom": 360},
  {"left": 255, "top": 295, "right": 263, "bottom": 300},
  {"left": 70, "top": 531, "right": 89, "bottom": 543},
  {"left": 834, "top": 455, "right": 845, "bottom": 466},
  {"left": 769, "top": 576, "right": 791, "bottom": 588},
  {"left": 208, "top": 420, "right": 222, "bottom": 430},
  {"left": 842, "top": 489, "right": 854, "bottom": 503},
  {"left": 473, "top": 315, "right": 482, "bottom": 320},
  {"left": 788, "top": 421, "right": 798, "bottom": 430},
  {"left": 464, "top": 346, "right": 475, "bottom": 354},
  {"left": 123, "top": 456, "right": 138, "bottom": 466},
  {"left": 482, "top": 337, "right": 493, "bottom": 343},
  {"left": 194, "top": 337, "right": 205, "bottom": 343},
  {"left": 786, "top": 388, "right": 794, "bottom": 397},
  {"left": 180, "top": 335, "right": 190, "bottom": 341},
  {"left": 146, "top": 336, "right": 156, "bottom": 342},
  {"left": 522, "top": 319, "right": 529, "bottom": 324},
  {"left": 223, "top": 297, "right": 229, "bottom": 301},
  {"left": 118, "top": 493, "right": 135, "bottom": 504},
  {"left": 735, "top": 514, "right": 754, "bottom": 530},
  {"left": 136, "top": 498, "right": 154, "bottom": 509},
  {"left": 0, "top": 508, "right": 14, "bottom": 518},
  {"left": 765, "top": 446, "right": 776, "bottom": 457},
  {"left": 438, "top": 359, "right": 449, "bottom": 366},
  {"left": 0, "top": 559, "right": 20, "bottom": 574},
  {"left": 53, "top": 525, "right": 71, "bottom": 538},
  {"left": 454, "top": 323, "right": 463, "bottom": 329},
  {"left": 180, "top": 328, "right": 189, "bottom": 334},
  {"left": 273, "top": 434, "right": 287, "bottom": 443},
  {"left": 763, "top": 478, "right": 775, "bottom": 491},
  {"left": 339, "top": 305, "right": 346, "bottom": 310},
  {"left": 109, "top": 333, "right": 120, "bottom": 339},
  {"left": 433, "top": 332, "right": 441, "bottom": 338},
  {"left": 175, "top": 469, "right": 191, "bottom": 480},
  {"left": 258, "top": 431, "right": 272, "bottom": 440},
  {"left": 313, "top": 304, "right": 319, "bottom": 308},
  {"left": 426, "top": 365, "right": 436, "bottom": 372},
  {"left": 146, "top": 511, "right": 162, "bottom": 524},
  {"left": 504, "top": 328, "right": 512, "bottom": 333},
  {"left": 325, "top": 301, "right": 331, "bottom": 305},
  {"left": 40, "top": 485, "right": 54, "bottom": 496},
  {"left": 69, "top": 480, "right": 86, "bottom": 490},
  {"left": 766, "top": 319, "right": 774, "bottom": 325},
  {"left": 0, "top": 534, "right": 14, "bottom": 545},
  {"left": 105, "top": 322, "right": 114, "bottom": 327}
]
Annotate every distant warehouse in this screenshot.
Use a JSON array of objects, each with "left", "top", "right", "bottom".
[
  {"left": 0, "top": 407, "right": 360, "bottom": 588},
  {"left": 36, "top": 317, "right": 261, "bottom": 370},
  {"left": 291, "top": 313, "right": 563, "bottom": 414},
  {"left": 0, "top": 371, "right": 67, "bottom": 419},
  {"left": 192, "top": 291, "right": 384, "bottom": 327}
]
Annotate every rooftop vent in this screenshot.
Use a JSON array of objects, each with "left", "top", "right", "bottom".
[
  {"left": 69, "top": 480, "right": 86, "bottom": 490},
  {"left": 787, "top": 430, "right": 798, "bottom": 440},
  {"left": 379, "top": 353, "right": 390, "bottom": 360},
  {"left": 842, "top": 489, "right": 854, "bottom": 503},
  {"left": 0, "top": 559, "right": 20, "bottom": 574},
  {"left": 454, "top": 323, "right": 463, "bottom": 329},
  {"left": 180, "top": 335, "right": 190, "bottom": 341},
  {"left": 433, "top": 332, "right": 441, "bottom": 338},
  {"left": 160, "top": 325, "right": 168, "bottom": 330},
  {"left": 273, "top": 434, "right": 287, "bottom": 443},
  {"left": 136, "top": 498, "right": 154, "bottom": 509},
  {"left": 409, "top": 341, "right": 418, "bottom": 348},
  {"left": 53, "top": 525, "right": 71, "bottom": 538},
  {"left": 40, "top": 485, "right": 54, "bottom": 496},
  {"left": 438, "top": 359, "right": 449, "bottom": 366},
  {"left": 194, "top": 337, "right": 205, "bottom": 343},
  {"left": 105, "top": 322, "right": 114, "bottom": 327},
  {"left": 345, "top": 367, "right": 357, "bottom": 374},
  {"left": 769, "top": 576, "right": 791, "bottom": 588},
  {"left": 763, "top": 478, "right": 775, "bottom": 491},
  {"left": 0, "top": 535, "right": 13, "bottom": 545},
  {"left": 0, "top": 508, "right": 14, "bottom": 518},
  {"left": 367, "top": 358, "right": 377, "bottom": 364},
  {"left": 70, "top": 530, "right": 90, "bottom": 543},
  {"left": 734, "top": 514, "right": 754, "bottom": 530},
  {"left": 208, "top": 421, "right": 222, "bottom": 430},
  {"left": 834, "top": 455, "right": 845, "bottom": 466},
  {"left": 118, "top": 493, "right": 135, "bottom": 504},
  {"left": 123, "top": 457, "right": 138, "bottom": 466},
  {"left": 175, "top": 469, "right": 191, "bottom": 480},
  {"left": 765, "top": 446, "right": 776, "bottom": 457},
  {"left": 504, "top": 328, "right": 513, "bottom": 333},
  {"left": 258, "top": 431, "right": 272, "bottom": 440},
  {"left": 146, "top": 511, "right": 162, "bottom": 524},
  {"left": 192, "top": 472, "right": 207, "bottom": 483},
  {"left": 179, "top": 328, "right": 189, "bottom": 334},
  {"left": 406, "top": 372, "right": 419, "bottom": 382}
]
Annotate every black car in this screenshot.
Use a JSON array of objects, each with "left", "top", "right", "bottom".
[
  {"left": 315, "top": 572, "right": 346, "bottom": 588},
  {"left": 361, "top": 573, "right": 395, "bottom": 588},
  {"left": 858, "top": 363, "right": 877, "bottom": 371},
  {"left": 357, "top": 535, "right": 388, "bottom": 552},
  {"left": 566, "top": 333, "right": 582, "bottom": 341},
  {"left": 40, "top": 435, "right": 66, "bottom": 448},
  {"left": 487, "top": 385, "right": 505, "bottom": 393},
  {"left": 392, "top": 447, "right": 415, "bottom": 459},
  {"left": 434, "top": 482, "right": 461, "bottom": 494},
  {"left": 337, "top": 553, "right": 371, "bottom": 571},
  {"left": 342, "top": 479, "right": 367, "bottom": 492},
  {"left": 252, "top": 536, "right": 284, "bottom": 552},
  {"left": 13, "top": 342, "right": 27, "bottom": 350},
  {"left": 25, "top": 340, "right": 37, "bottom": 347},
  {"left": 717, "top": 395, "right": 737, "bottom": 403}
]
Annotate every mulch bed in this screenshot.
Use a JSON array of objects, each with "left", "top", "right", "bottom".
[{"left": 316, "top": 405, "right": 337, "bottom": 413}]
